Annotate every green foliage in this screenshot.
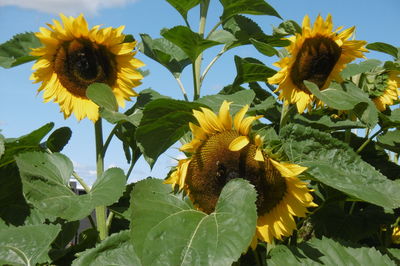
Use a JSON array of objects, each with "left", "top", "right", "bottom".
[
  {"left": 197, "top": 89, "right": 255, "bottom": 113},
  {"left": 0, "top": 32, "right": 41, "bottom": 68},
  {"left": 268, "top": 237, "right": 396, "bottom": 265},
  {"left": 135, "top": 99, "right": 205, "bottom": 167},
  {"left": 161, "top": 26, "right": 222, "bottom": 62},
  {"left": 233, "top": 56, "right": 276, "bottom": 85},
  {"left": 16, "top": 152, "right": 126, "bottom": 221},
  {"left": 86, "top": 83, "right": 118, "bottom": 111},
  {"left": 0, "top": 134, "right": 4, "bottom": 159},
  {"left": 130, "top": 178, "right": 257, "bottom": 265},
  {"left": 280, "top": 124, "right": 400, "bottom": 209},
  {"left": 165, "top": 0, "right": 201, "bottom": 20},
  {"left": 0, "top": 224, "right": 61, "bottom": 265},
  {"left": 377, "top": 129, "right": 400, "bottom": 153},
  {"left": 367, "top": 42, "right": 399, "bottom": 59},
  {"left": 219, "top": 0, "right": 281, "bottom": 20},
  {"left": 340, "top": 59, "right": 382, "bottom": 79},
  {"left": 272, "top": 20, "right": 302, "bottom": 36},
  {"left": 45, "top": 127, "right": 72, "bottom": 152},
  {"left": 72, "top": 230, "right": 140, "bottom": 266},
  {"left": 250, "top": 38, "right": 277, "bottom": 56}
]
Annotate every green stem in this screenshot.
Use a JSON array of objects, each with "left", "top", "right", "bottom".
[
  {"left": 126, "top": 158, "right": 135, "bottom": 179},
  {"left": 253, "top": 249, "right": 262, "bottom": 266},
  {"left": 344, "top": 129, "right": 351, "bottom": 144},
  {"left": 106, "top": 211, "right": 115, "bottom": 232},
  {"left": 175, "top": 76, "right": 189, "bottom": 101},
  {"left": 102, "top": 125, "right": 118, "bottom": 157},
  {"left": 356, "top": 129, "right": 383, "bottom": 154},
  {"left": 279, "top": 103, "right": 292, "bottom": 131},
  {"left": 192, "top": 0, "right": 210, "bottom": 100},
  {"left": 94, "top": 119, "right": 107, "bottom": 240},
  {"left": 72, "top": 171, "right": 91, "bottom": 194},
  {"left": 205, "top": 20, "right": 222, "bottom": 40},
  {"left": 200, "top": 46, "right": 226, "bottom": 86},
  {"left": 88, "top": 214, "right": 97, "bottom": 230}
]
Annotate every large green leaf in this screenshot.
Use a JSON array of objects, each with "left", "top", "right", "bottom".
[
  {"left": 196, "top": 89, "right": 255, "bottom": 114},
  {"left": 165, "top": 0, "right": 201, "bottom": 20},
  {"left": 16, "top": 152, "right": 126, "bottom": 221},
  {"left": 139, "top": 34, "right": 191, "bottom": 77},
  {"left": 86, "top": 83, "right": 118, "bottom": 111},
  {"left": 377, "top": 129, "right": 400, "bottom": 153},
  {"left": 45, "top": 127, "right": 72, "bottom": 152},
  {"left": 219, "top": 0, "right": 281, "bottom": 20},
  {"left": 250, "top": 38, "right": 277, "bottom": 56},
  {"left": 280, "top": 124, "right": 400, "bottom": 209},
  {"left": 0, "top": 224, "right": 60, "bottom": 266},
  {"left": 130, "top": 179, "right": 257, "bottom": 266},
  {"left": 366, "top": 42, "right": 399, "bottom": 59},
  {"left": 268, "top": 237, "right": 396, "bottom": 265},
  {"left": 379, "top": 108, "right": 400, "bottom": 128},
  {"left": 72, "top": 230, "right": 140, "bottom": 266},
  {"left": 161, "top": 26, "right": 222, "bottom": 62},
  {"left": 293, "top": 113, "right": 365, "bottom": 131},
  {"left": 0, "top": 32, "right": 41, "bottom": 68},
  {"left": 233, "top": 56, "right": 276, "bottom": 86},
  {"left": 340, "top": 59, "right": 382, "bottom": 79},
  {"left": 135, "top": 99, "right": 204, "bottom": 167}
]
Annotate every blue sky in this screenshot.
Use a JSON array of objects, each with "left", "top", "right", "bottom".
[{"left": 0, "top": 0, "right": 398, "bottom": 185}]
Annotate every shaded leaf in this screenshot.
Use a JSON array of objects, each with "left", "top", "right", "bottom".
[
  {"left": 219, "top": 0, "right": 281, "bottom": 20},
  {"left": 130, "top": 178, "right": 257, "bottom": 266},
  {"left": 0, "top": 32, "right": 41, "bottom": 68},
  {"left": 367, "top": 42, "right": 399, "bottom": 59},
  {"left": 86, "top": 83, "right": 118, "bottom": 111},
  {"left": 0, "top": 224, "right": 60, "bottom": 265},
  {"left": 16, "top": 152, "right": 126, "bottom": 221},
  {"left": 72, "top": 230, "right": 140, "bottom": 266},
  {"left": 45, "top": 127, "right": 72, "bottom": 152},
  {"left": 161, "top": 26, "right": 222, "bottom": 62},
  {"left": 139, "top": 34, "right": 191, "bottom": 77},
  {"left": 377, "top": 130, "right": 400, "bottom": 153},
  {"left": 233, "top": 56, "right": 276, "bottom": 86},
  {"left": 250, "top": 38, "right": 277, "bottom": 56},
  {"left": 135, "top": 99, "right": 205, "bottom": 167},
  {"left": 165, "top": 0, "right": 201, "bottom": 20},
  {"left": 280, "top": 124, "right": 400, "bottom": 209},
  {"left": 379, "top": 109, "right": 400, "bottom": 128},
  {"left": 273, "top": 20, "right": 302, "bottom": 36}
]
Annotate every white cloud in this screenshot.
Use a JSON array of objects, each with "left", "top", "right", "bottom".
[{"left": 0, "top": 0, "right": 139, "bottom": 16}]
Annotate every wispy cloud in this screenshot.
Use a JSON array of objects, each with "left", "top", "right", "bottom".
[{"left": 0, "top": 0, "right": 139, "bottom": 15}]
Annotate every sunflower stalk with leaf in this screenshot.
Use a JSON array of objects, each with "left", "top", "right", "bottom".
[{"left": 0, "top": 0, "right": 400, "bottom": 265}]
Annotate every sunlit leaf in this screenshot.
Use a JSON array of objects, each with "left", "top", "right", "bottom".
[
  {"left": 0, "top": 32, "right": 41, "bottom": 68},
  {"left": 280, "top": 124, "right": 400, "bottom": 209},
  {"left": 367, "top": 42, "right": 399, "bottom": 59},
  {"left": 207, "top": 29, "right": 237, "bottom": 45},
  {"left": 135, "top": 99, "right": 204, "bottom": 167},
  {"left": 293, "top": 113, "right": 365, "bottom": 131},
  {"left": 139, "top": 34, "right": 191, "bottom": 77},
  {"left": 16, "top": 152, "right": 126, "bottom": 221},
  {"left": 340, "top": 59, "right": 382, "bottom": 79},
  {"left": 268, "top": 237, "right": 396, "bottom": 265},
  {"left": 233, "top": 56, "right": 276, "bottom": 85},
  {"left": 165, "top": 0, "right": 201, "bottom": 20},
  {"left": 250, "top": 38, "right": 278, "bottom": 56},
  {"left": 86, "top": 83, "right": 118, "bottom": 111},
  {"left": 161, "top": 26, "right": 222, "bottom": 62},
  {"left": 130, "top": 178, "right": 257, "bottom": 265},
  {"left": 219, "top": 0, "right": 281, "bottom": 20},
  {"left": 0, "top": 224, "right": 60, "bottom": 266},
  {"left": 272, "top": 20, "right": 302, "bottom": 36},
  {"left": 72, "top": 230, "right": 140, "bottom": 266}
]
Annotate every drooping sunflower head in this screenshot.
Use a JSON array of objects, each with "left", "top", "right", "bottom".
[
  {"left": 30, "top": 14, "right": 144, "bottom": 121},
  {"left": 165, "top": 101, "right": 317, "bottom": 244},
  {"left": 362, "top": 69, "right": 400, "bottom": 111},
  {"left": 268, "top": 14, "right": 368, "bottom": 113}
]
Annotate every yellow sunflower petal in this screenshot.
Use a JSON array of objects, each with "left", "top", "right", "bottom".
[
  {"left": 218, "top": 100, "right": 233, "bottom": 130},
  {"left": 228, "top": 136, "right": 250, "bottom": 151}
]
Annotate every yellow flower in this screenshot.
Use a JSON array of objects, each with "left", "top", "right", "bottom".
[
  {"left": 392, "top": 226, "right": 400, "bottom": 244},
  {"left": 30, "top": 14, "right": 144, "bottom": 121},
  {"left": 165, "top": 101, "right": 317, "bottom": 245},
  {"left": 371, "top": 71, "right": 400, "bottom": 111},
  {"left": 268, "top": 14, "right": 368, "bottom": 113}
]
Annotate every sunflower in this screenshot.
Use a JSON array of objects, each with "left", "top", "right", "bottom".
[
  {"left": 30, "top": 14, "right": 144, "bottom": 121},
  {"left": 268, "top": 14, "right": 368, "bottom": 113},
  {"left": 368, "top": 71, "right": 400, "bottom": 111},
  {"left": 165, "top": 101, "right": 317, "bottom": 245}
]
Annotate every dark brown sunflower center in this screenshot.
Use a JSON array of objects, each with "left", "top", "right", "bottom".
[
  {"left": 186, "top": 130, "right": 286, "bottom": 216},
  {"left": 290, "top": 35, "right": 342, "bottom": 92},
  {"left": 54, "top": 38, "right": 117, "bottom": 98}
]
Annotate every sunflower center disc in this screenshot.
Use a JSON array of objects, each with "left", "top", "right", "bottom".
[
  {"left": 290, "top": 35, "right": 342, "bottom": 92},
  {"left": 54, "top": 38, "right": 117, "bottom": 98},
  {"left": 186, "top": 130, "right": 286, "bottom": 215}
]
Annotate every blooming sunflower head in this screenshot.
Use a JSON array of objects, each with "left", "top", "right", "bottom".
[
  {"left": 268, "top": 14, "right": 368, "bottom": 113},
  {"left": 164, "top": 101, "right": 317, "bottom": 245},
  {"left": 30, "top": 14, "right": 144, "bottom": 122},
  {"left": 362, "top": 69, "right": 400, "bottom": 111}
]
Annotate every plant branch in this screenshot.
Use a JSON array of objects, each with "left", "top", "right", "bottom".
[
  {"left": 356, "top": 128, "right": 384, "bottom": 154},
  {"left": 101, "top": 125, "right": 118, "bottom": 157},
  {"left": 72, "top": 171, "right": 91, "bottom": 194},
  {"left": 175, "top": 76, "right": 189, "bottom": 101},
  {"left": 205, "top": 20, "right": 223, "bottom": 40},
  {"left": 200, "top": 46, "right": 226, "bottom": 86}
]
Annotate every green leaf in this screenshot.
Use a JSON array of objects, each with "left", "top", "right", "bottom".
[
  {"left": 139, "top": 34, "right": 191, "bottom": 77},
  {"left": 268, "top": 237, "right": 396, "bottom": 265},
  {"left": 233, "top": 56, "right": 276, "bottom": 85},
  {"left": 207, "top": 30, "right": 237, "bottom": 45},
  {"left": 280, "top": 124, "right": 400, "bottom": 209},
  {"left": 379, "top": 109, "right": 400, "bottom": 128},
  {"left": 161, "top": 26, "right": 222, "bottom": 62},
  {"left": 130, "top": 178, "right": 257, "bottom": 265},
  {"left": 340, "top": 59, "right": 382, "bottom": 79},
  {"left": 196, "top": 89, "right": 255, "bottom": 114},
  {"left": 250, "top": 38, "right": 277, "bottom": 56},
  {"left": 293, "top": 113, "right": 365, "bottom": 131},
  {"left": 16, "top": 152, "right": 126, "bottom": 221},
  {"left": 377, "top": 130, "right": 400, "bottom": 153},
  {"left": 45, "top": 127, "right": 72, "bottom": 152},
  {"left": 165, "top": 0, "right": 201, "bottom": 20},
  {"left": 219, "top": 0, "right": 281, "bottom": 20},
  {"left": 72, "top": 230, "right": 140, "bottom": 266},
  {"left": 86, "top": 83, "right": 118, "bottom": 111},
  {"left": 0, "top": 224, "right": 61, "bottom": 265},
  {"left": 0, "top": 32, "right": 41, "bottom": 68},
  {"left": 0, "top": 134, "right": 4, "bottom": 159},
  {"left": 272, "top": 20, "right": 302, "bottom": 36},
  {"left": 135, "top": 99, "right": 205, "bottom": 167},
  {"left": 223, "top": 15, "right": 265, "bottom": 48},
  {"left": 366, "top": 42, "right": 399, "bottom": 59}
]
